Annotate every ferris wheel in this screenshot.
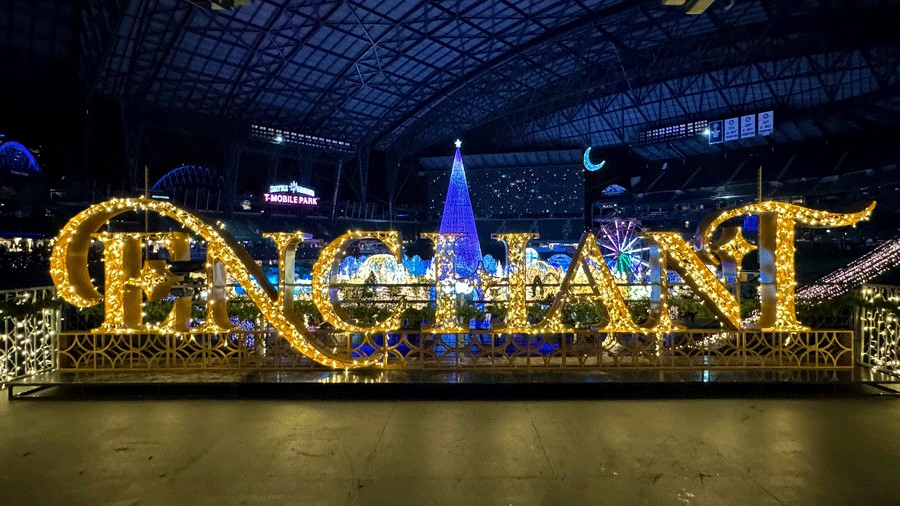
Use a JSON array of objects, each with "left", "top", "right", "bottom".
[{"left": 596, "top": 218, "right": 651, "bottom": 283}]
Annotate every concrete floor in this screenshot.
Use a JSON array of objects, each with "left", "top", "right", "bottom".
[{"left": 0, "top": 395, "right": 897, "bottom": 505}]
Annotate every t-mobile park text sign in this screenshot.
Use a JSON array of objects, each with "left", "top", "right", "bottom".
[{"left": 264, "top": 181, "right": 319, "bottom": 206}]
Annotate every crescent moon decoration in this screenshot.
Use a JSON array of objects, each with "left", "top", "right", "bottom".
[{"left": 583, "top": 147, "right": 606, "bottom": 172}]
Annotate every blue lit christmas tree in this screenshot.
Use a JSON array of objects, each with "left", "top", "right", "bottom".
[{"left": 438, "top": 140, "right": 482, "bottom": 277}]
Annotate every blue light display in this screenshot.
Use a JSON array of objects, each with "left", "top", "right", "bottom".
[
  {"left": 438, "top": 144, "right": 482, "bottom": 277},
  {"left": 151, "top": 165, "right": 223, "bottom": 192},
  {"left": 547, "top": 254, "right": 572, "bottom": 273},
  {"left": 583, "top": 147, "right": 605, "bottom": 171},
  {"left": 743, "top": 215, "right": 759, "bottom": 232},
  {"left": 402, "top": 255, "right": 429, "bottom": 277},
  {"left": 337, "top": 255, "right": 365, "bottom": 278},
  {"left": 482, "top": 254, "right": 499, "bottom": 275},
  {"left": 0, "top": 141, "right": 40, "bottom": 176},
  {"left": 601, "top": 184, "right": 626, "bottom": 196},
  {"left": 234, "top": 265, "right": 312, "bottom": 296}
]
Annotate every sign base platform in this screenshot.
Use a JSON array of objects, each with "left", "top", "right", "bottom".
[{"left": 8, "top": 367, "right": 897, "bottom": 400}]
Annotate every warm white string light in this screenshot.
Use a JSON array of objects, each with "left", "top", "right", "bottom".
[{"left": 797, "top": 238, "right": 900, "bottom": 300}]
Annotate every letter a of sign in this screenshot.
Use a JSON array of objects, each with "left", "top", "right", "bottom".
[{"left": 535, "top": 232, "right": 639, "bottom": 333}]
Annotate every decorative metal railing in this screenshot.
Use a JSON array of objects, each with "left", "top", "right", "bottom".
[
  {"left": 0, "top": 284, "right": 874, "bottom": 377},
  {"left": 856, "top": 284, "right": 900, "bottom": 376},
  {"left": 0, "top": 287, "right": 58, "bottom": 384},
  {"left": 56, "top": 329, "right": 853, "bottom": 371}
]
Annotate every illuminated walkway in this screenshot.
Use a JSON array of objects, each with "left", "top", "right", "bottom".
[{"left": 0, "top": 395, "right": 897, "bottom": 505}]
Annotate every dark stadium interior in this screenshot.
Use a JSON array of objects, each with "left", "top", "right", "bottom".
[
  {"left": 0, "top": 2, "right": 896, "bottom": 279},
  {"left": 1, "top": 1, "right": 899, "bottom": 504},
  {"left": 3, "top": 0, "right": 898, "bottom": 288}
]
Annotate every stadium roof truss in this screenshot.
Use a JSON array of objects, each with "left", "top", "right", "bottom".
[{"left": 80, "top": 0, "right": 900, "bottom": 160}]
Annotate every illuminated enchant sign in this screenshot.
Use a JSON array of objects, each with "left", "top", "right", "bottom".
[{"left": 50, "top": 197, "right": 875, "bottom": 368}]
